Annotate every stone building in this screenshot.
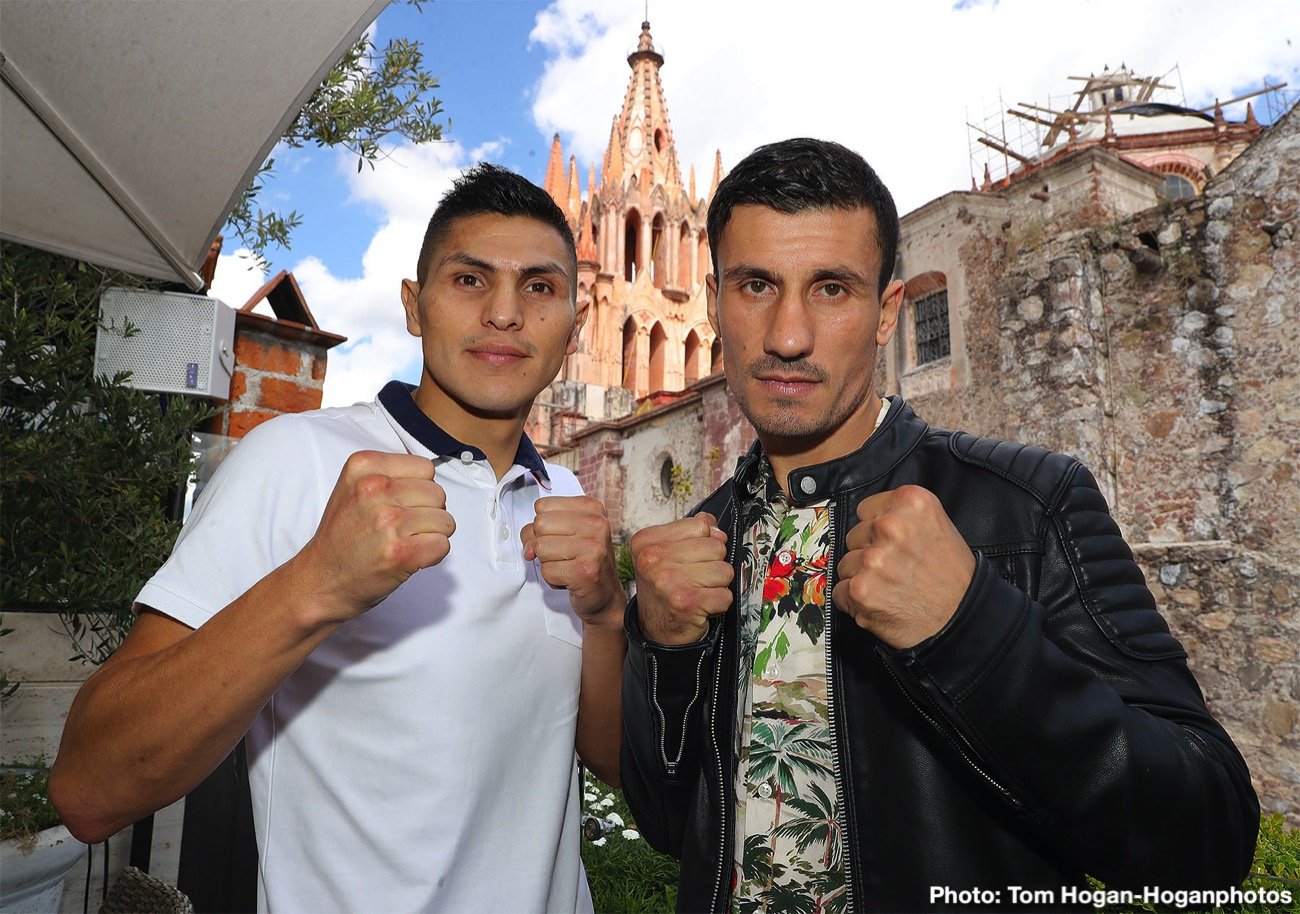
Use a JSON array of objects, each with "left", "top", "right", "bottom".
[{"left": 552, "top": 31, "right": 1298, "bottom": 822}]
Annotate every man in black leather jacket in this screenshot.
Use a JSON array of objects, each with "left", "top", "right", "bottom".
[{"left": 620, "top": 138, "right": 1258, "bottom": 914}]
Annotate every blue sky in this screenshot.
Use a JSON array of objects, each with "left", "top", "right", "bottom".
[{"left": 209, "top": 0, "right": 1300, "bottom": 409}]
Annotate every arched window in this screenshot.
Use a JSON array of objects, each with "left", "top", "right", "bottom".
[
  {"left": 624, "top": 210, "right": 642, "bottom": 281},
  {"left": 648, "top": 322, "right": 667, "bottom": 392},
  {"left": 903, "top": 271, "right": 949, "bottom": 367},
  {"left": 698, "top": 234, "right": 711, "bottom": 280},
  {"left": 677, "top": 221, "right": 692, "bottom": 289},
  {"left": 651, "top": 214, "right": 666, "bottom": 289},
  {"left": 622, "top": 318, "right": 638, "bottom": 390},
  {"left": 684, "top": 329, "right": 701, "bottom": 385},
  {"left": 1159, "top": 174, "right": 1196, "bottom": 201},
  {"left": 710, "top": 337, "right": 723, "bottom": 374},
  {"left": 654, "top": 128, "right": 665, "bottom": 153}
]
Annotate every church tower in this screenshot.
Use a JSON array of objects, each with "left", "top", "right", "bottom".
[{"left": 528, "top": 21, "right": 723, "bottom": 450}]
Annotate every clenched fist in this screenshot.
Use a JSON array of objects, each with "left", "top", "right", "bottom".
[
  {"left": 521, "top": 496, "right": 624, "bottom": 627},
  {"left": 831, "top": 485, "right": 975, "bottom": 649},
  {"left": 292, "top": 451, "right": 455, "bottom": 623},
  {"left": 630, "top": 513, "right": 733, "bottom": 645}
]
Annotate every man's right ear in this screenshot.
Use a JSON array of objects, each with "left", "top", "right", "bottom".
[
  {"left": 705, "top": 273, "right": 719, "bottom": 336},
  {"left": 400, "top": 279, "right": 423, "bottom": 337}
]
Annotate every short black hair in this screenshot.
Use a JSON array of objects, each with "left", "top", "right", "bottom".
[
  {"left": 706, "top": 138, "right": 899, "bottom": 295},
  {"left": 416, "top": 162, "right": 577, "bottom": 288}
]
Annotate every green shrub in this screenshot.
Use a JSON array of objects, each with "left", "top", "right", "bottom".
[
  {"left": 580, "top": 774, "right": 678, "bottom": 913},
  {"left": 0, "top": 242, "right": 209, "bottom": 663}
]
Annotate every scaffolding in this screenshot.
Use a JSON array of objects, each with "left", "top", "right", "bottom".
[{"left": 968, "top": 66, "right": 1293, "bottom": 189}]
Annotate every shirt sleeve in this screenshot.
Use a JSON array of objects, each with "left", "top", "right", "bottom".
[{"left": 136, "top": 413, "right": 329, "bottom": 630}]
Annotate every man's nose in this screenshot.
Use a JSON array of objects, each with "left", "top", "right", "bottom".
[
  {"left": 763, "top": 291, "right": 813, "bottom": 359},
  {"left": 484, "top": 285, "right": 524, "bottom": 331}
]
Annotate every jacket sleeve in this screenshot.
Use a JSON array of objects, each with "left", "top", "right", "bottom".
[
  {"left": 620, "top": 596, "right": 719, "bottom": 858},
  {"left": 882, "top": 461, "right": 1259, "bottom": 890}
]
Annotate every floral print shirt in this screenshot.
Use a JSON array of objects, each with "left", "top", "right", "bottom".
[{"left": 730, "top": 458, "right": 845, "bottom": 914}]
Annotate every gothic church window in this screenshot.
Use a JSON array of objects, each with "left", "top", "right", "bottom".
[
  {"left": 684, "top": 329, "right": 701, "bottom": 385},
  {"left": 651, "top": 214, "right": 666, "bottom": 288},
  {"left": 625, "top": 210, "right": 642, "bottom": 281},
  {"left": 678, "top": 221, "right": 692, "bottom": 289},
  {"left": 622, "top": 318, "right": 638, "bottom": 390}
]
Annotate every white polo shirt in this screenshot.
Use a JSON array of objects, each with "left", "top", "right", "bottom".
[{"left": 138, "top": 382, "right": 594, "bottom": 913}]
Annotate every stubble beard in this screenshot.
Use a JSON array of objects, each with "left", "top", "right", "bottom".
[{"left": 734, "top": 354, "right": 878, "bottom": 446}]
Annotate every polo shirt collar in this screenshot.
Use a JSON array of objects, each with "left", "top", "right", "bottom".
[{"left": 377, "top": 380, "right": 550, "bottom": 485}]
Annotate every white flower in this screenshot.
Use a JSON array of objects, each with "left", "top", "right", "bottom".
[
  {"left": 621, "top": 829, "right": 640, "bottom": 840},
  {"left": 598, "top": 797, "right": 616, "bottom": 809},
  {"left": 590, "top": 837, "right": 607, "bottom": 847},
  {"left": 583, "top": 792, "right": 597, "bottom": 803},
  {"left": 605, "top": 811, "right": 624, "bottom": 827}
]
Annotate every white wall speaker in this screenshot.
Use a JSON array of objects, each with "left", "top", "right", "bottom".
[{"left": 95, "top": 288, "right": 236, "bottom": 399}]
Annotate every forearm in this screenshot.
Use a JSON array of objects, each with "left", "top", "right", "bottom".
[
  {"left": 576, "top": 599, "right": 627, "bottom": 787},
  {"left": 50, "top": 559, "right": 343, "bottom": 843},
  {"left": 892, "top": 555, "right": 1258, "bottom": 888}
]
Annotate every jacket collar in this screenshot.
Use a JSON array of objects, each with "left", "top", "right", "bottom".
[{"left": 735, "top": 396, "right": 929, "bottom": 507}]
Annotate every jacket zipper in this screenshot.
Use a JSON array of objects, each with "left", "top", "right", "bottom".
[
  {"left": 824, "top": 499, "right": 855, "bottom": 910},
  {"left": 708, "top": 477, "right": 741, "bottom": 914},
  {"left": 879, "top": 654, "right": 1024, "bottom": 809},
  {"left": 651, "top": 650, "right": 709, "bottom": 778}
]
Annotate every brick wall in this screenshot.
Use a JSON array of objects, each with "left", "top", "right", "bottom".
[{"left": 202, "top": 319, "right": 331, "bottom": 440}]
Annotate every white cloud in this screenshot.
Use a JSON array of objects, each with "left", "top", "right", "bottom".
[
  {"left": 209, "top": 247, "right": 268, "bottom": 312},
  {"left": 529, "top": 0, "right": 1300, "bottom": 216}
]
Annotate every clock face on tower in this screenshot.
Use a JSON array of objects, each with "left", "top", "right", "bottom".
[{"left": 628, "top": 126, "right": 643, "bottom": 155}]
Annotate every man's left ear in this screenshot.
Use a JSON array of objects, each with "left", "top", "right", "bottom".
[
  {"left": 877, "top": 279, "right": 905, "bottom": 346},
  {"left": 400, "top": 278, "right": 423, "bottom": 337},
  {"left": 567, "top": 295, "right": 591, "bottom": 356}
]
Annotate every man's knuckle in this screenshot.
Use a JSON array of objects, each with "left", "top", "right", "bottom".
[{"left": 356, "top": 473, "right": 391, "bottom": 499}]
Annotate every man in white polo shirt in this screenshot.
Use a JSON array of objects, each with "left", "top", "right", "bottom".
[{"left": 50, "top": 164, "right": 626, "bottom": 912}]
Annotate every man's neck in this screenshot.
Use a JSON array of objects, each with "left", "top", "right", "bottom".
[
  {"left": 761, "top": 397, "right": 887, "bottom": 496},
  {"left": 412, "top": 384, "right": 529, "bottom": 481}
]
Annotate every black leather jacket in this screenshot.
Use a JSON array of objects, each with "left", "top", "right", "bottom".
[{"left": 620, "top": 398, "right": 1258, "bottom": 913}]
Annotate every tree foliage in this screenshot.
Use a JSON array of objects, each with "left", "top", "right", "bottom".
[
  {"left": 0, "top": 243, "right": 210, "bottom": 663},
  {"left": 224, "top": 1, "right": 445, "bottom": 263}
]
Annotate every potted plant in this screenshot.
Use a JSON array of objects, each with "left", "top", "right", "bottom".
[{"left": 0, "top": 762, "right": 85, "bottom": 913}]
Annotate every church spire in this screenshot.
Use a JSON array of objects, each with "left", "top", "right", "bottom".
[
  {"left": 566, "top": 154, "right": 582, "bottom": 225},
  {"left": 543, "top": 134, "right": 566, "bottom": 210},
  {"left": 577, "top": 165, "right": 599, "bottom": 265},
  {"left": 603, "top": 20, "right": 682, "bottom": 192}
]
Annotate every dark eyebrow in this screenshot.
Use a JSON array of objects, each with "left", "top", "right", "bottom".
[
  {"left": 721, "top": 264, "right": 779, "bottom": 285},
  {"left": 520, "top": 262, "right": 570, "bottom": 280},
  {"left": 811, "top": 267, "right": 871, "bottom": 287},
  {"left": 438, "top": 252, "right": 497, "bottom": 274}
]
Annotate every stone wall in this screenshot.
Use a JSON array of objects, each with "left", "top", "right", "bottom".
[{"left": 1138, "top": 543, "right": 1300, "bottom": 822}]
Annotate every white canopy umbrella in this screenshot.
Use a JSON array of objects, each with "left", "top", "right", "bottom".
[{"left": 0, "top": 0, "right": 387, "bottom": 289}]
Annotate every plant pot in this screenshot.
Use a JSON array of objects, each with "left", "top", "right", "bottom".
[{"left": 0, "top": 824, "right": 85, "bottom": 914}]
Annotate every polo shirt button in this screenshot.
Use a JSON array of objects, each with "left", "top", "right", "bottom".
[
  {"left": 460, "top": 450, "right": 474, "bottom": 463},
  {"left": 799, "top": 476, "right": 817, "bottom": 495},
  {"left": 498, "top": 524, "right": 510, "bottom": 541},
  {"left": 757, "top": 782, "right": 773, "bottom": 799}
]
